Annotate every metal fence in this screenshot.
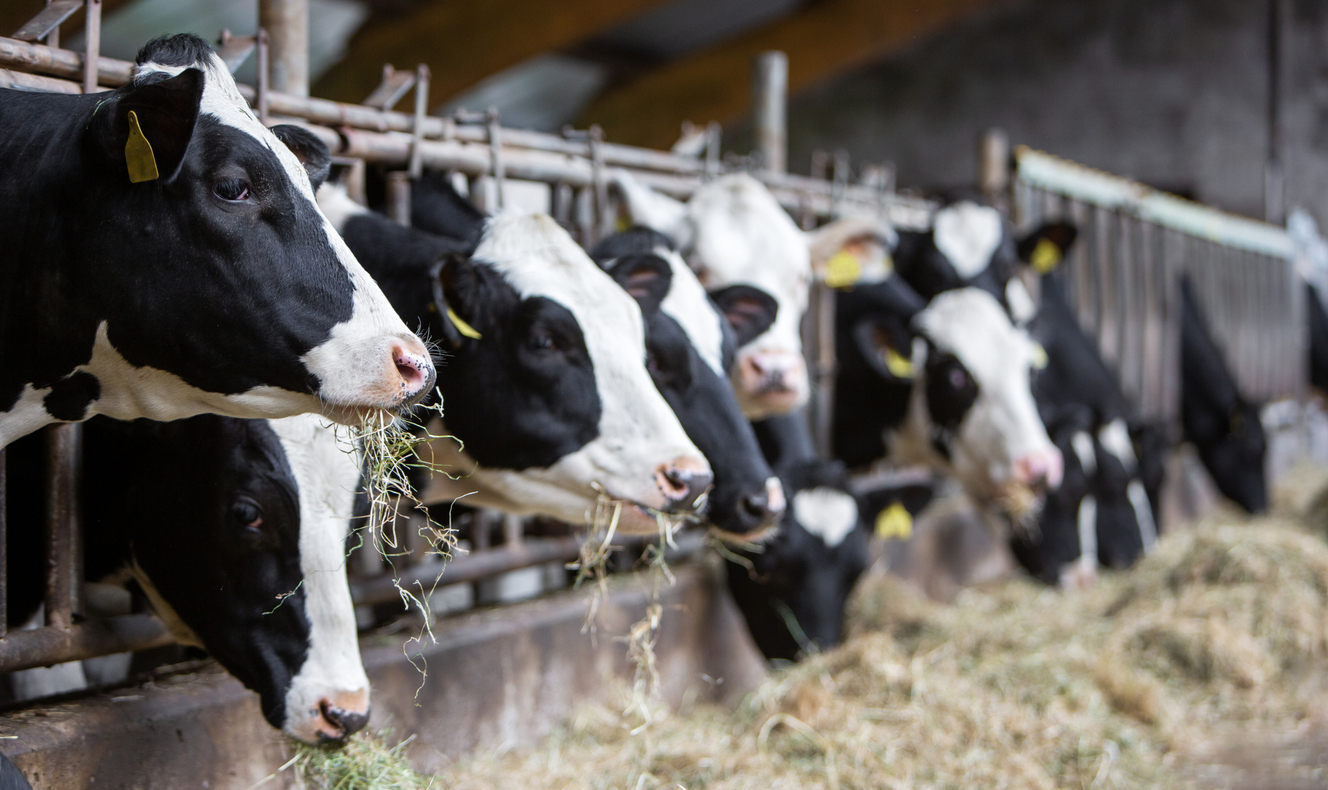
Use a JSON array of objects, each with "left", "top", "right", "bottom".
[
  {"left": 1012, "top": 146, "right": 1305, "bottom": 422},
  {"left": 0, "top": 6, "right": 926, "bottom": 682}
]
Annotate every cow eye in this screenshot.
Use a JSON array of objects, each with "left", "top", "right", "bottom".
[
  {"left": 212, "top": 178, "right": 251, "bottom": 202},
  {"left": 231, "top": 499, "right": 263, "bottom": 530},
  {"left": 949, "top": 367, "right": 969, "bottom": 390},
  {"left": 530, "top": 329, "right": 562, "bottom": 352}
]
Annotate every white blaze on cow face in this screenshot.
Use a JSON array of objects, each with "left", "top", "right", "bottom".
[
  {"left": 1097, "top": 418, "right": 1159, "bottom": 553},
  {"left": 792, "top": 487, "right": 860, "bottom": 549},
  {"left": 655, "top": 245, "right": 726, "bottom": 376},
  {"left": 269, "top": 414, "right": 369, "bottom": 743},
  {"left": 933, "top": 202, "right": 1004, "bottom": 280},
  {"left": 903, "top": 289, "right": 1062, "bottom": 506},
  {"left": 459, "top": 213, "right": 710, "bottom": 534},
  {"left": 616, "top": 173, "right": 811, "bottom": 419},
  {"left": 134, "top": 52, "right": 434, "bottom": 421}
]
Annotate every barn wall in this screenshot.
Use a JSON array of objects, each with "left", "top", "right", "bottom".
[{"left": 786, "top": 0, "right": 1328, "bottom": 225}]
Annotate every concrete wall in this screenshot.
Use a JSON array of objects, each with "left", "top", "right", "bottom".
[{"left": 786, "top": 0, "right": 1328, "bottom": 225}]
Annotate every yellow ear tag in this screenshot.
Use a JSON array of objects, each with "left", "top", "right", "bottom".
[
  {"left": 823, "top": 250, "right": 862, "bottom": 289},
  {"left": 885, "top": 347, "right": 914, "bottom": 379},
  {"left": 1030, "top": 341, "right": 1048, "bottom": 370},
  {"left": 875, "top": 502, "right": 913, "bottom": 541},
  {"left": 124, "top": 110, "right": 159, "bottom": 184},
  {"left": 447, "top": 306, "right": 483, "bottom": 340},
  {"left": 1030, "top": 237, "right": 1062, "bottom": 274}
]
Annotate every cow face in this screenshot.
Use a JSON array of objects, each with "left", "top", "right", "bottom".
[
  {"left": 894, "top": 202, "right": 1018, "bottom": 302},
  {"left": 615, "top": 173, "right": 892, "bottom": 420},
  {"left": 592, "top": 229, "right": 785, "bottom": 539},
  {"left": 0, "top": 35, "right": 436, "bottom": 448},
  {"left": 11, "top": 415, "right": 369, "bottom": 743},
  {"left": 1009, "top": 406, "right": 1097, "bottom": 587},
  {"left": 422, "top": 214, "right": 711, "bottom": 534},
  {"left": 724, "top": 460, "right": 871, "bottom": 661}
]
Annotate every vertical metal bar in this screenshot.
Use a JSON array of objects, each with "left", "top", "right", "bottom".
[
  {"left": 752, "top": 51, "right": 787, "bottom": 174},
  {"left": 1265, "top": 0, "right": 1286, "bottom": 225},
  {"left": 259, "top": 0, "right": 308, "bottom": 97},
  {"left": 82, "top": 0, "right": 100, "bottom": 93},
  {"left": 407, "top": 64, "right": 430, "bottom": 180},
  {"left": 1098, "top": 209, "right": 1119, "bottom": 371},
  {"left": 0, "top": 447, "right": 7, "bottom": 638},
  {"left": 809, "top": 282, "right": 835, "bottom": 458},
  {"left": 385, "top": 171, "right": 411, "bottom": 227},
  {"left": 45, "top": 0, "right": 60, "bottom": 48},
  {"left": 589, "top": 125, "right": 609, "bottom": 245},
  {"left": 256, "top": 28, "right": 270, "bottom": 125},
  {"left": 705, "top": 121, "right": 722, "bottom": 180},
  {"left": 978, "top": 129, "right": 1010, "bottom": 215},
  {"left": 487, "top": 107, "right": 505, "bottom": 211},
  {"left": 44, "top": 423, "right": 82, "bottom": 631}
]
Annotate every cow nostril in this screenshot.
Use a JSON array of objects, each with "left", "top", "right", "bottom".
[
  {"left": 656, "top": 463, "right": 713, "bottom": 513},
  {"left": 740, "top": 492, "right": 772, "bottom": 523},
  {"left": 319, "top": 699, "right": 370, "bottom": 741}
]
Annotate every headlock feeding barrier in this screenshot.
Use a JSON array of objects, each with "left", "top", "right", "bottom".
[{"left": 0, "top": 0, "right": 1310, "bottom": 698}]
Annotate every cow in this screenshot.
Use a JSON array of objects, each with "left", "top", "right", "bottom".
[
  {"left": 319, "top": 185, "right": 711, "bottom": 534},
  {"left": 589, "top": 227, "right": 785, "bottom": 539},
  {"left": 726, "top": 412, "right": 931, "bottom": 661},
  {"left": 612, "top": 172, "right": 893, "bottom": 420},
  {"left": 834, "top": 276, "right": 1063, "bottom": 519},
  {"left": 5, "top": 413, "right": 369, "bottom": 743},
  {"left": 1180, "top": 276, "right": 1268, "bottom": 513},
  {"left": 0, "top": 34, "right": 435, "bottom": 449}
]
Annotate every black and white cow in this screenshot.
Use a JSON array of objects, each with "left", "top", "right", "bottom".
[
  {"left": 6, "top": 413, "right": 368, "bottom": 743},
  {"left": 613, "top": 172, "right": 892, "bottom": 420},
  {"left": 0, "top": 34, "right": 435, "bottom": 449},
  {"left": 589, "top": 227, "right": 786, "bottom": 538},
  {"left": 319, "top": 186, "right": 711, "bottom": 534},
  {"left": 835, "top": 276, "right": 1063, "bottom": 518},
  {"left": 1180, "top": 277, "right": 1268, "bottom": 513}
]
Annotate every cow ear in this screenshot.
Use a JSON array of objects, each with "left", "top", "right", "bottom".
[
  {"left": 269, "top": 124, "right": 332, "bottom": 191},
  {"left": 709, "top": 285, "right": 778, "bottom": 347},
  {"left": 1017, "top": 221, "right": 1078, "bottom": 274},
  {"left": 434, "top": 254, "right": 486, "bottom": 348},
  {"left": 607, "top": 253, "right": 672, "bottom": 317},
  {"left": 806, "top": 216, "right": 897, "bottom": 288},
  {"left": 853, "top": 314, "right": 916, "bottom": 383},
  {"left": 612, "top": 171, "right": 690, "bottom": 248},
  {"left": 91, "top": 68, "right": 204, "bottom": 183}
]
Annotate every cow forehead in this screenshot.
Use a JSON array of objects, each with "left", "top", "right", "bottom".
[
  {"left": 476, "top": 212, "right": 647, "bottom": 351},
  {"left": 136, "top": 54, "right": 316, "bottom": 203},
  {"left": 933, "top": 202, "right": 1003, "bottom": 279},
  {"left": 917, "top": 289, "right": 1033, "bottom": 383},
  {"left": 656, "top": 246, "right": 725, "bottom": 375},
  {"left": 792, "top": 487, "right": 859, "bottom": 549},
  {"left": 687, "top": 176, "right": 809, "bottom": 295}
]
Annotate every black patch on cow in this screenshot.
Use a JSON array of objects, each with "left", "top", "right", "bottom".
[
  {"left": 366, "top": 169, "right": 485, "bottom": 250},
  {"left": 606, "top": 254, "right": 672, "bottom": 316},
  {"left": 1, "top": 64, "right": 363, "bottom": 442},
  {"left": 43, "top": 371, "right": 101, "bottom": 422},
  {"left": 590, "top": 225, "right": 675, "bottom": 258},
  {"left": 708, "top": 285, "right": 779, "bottom": 348},
  {"left": 6, "top": 415, "right": 311, "bottom": 730},
  {"left": 135, "top": 33, "right": 215, "bottom": 68},
  {"left": 1008, "top": 406, "right": 1095, "bottom": 584},
  {"left": 924, "top": 348, "right": 978, "bottom": 437},
  {"left": 1308, "top": 282, "right": 1328, "bottom": 395},
  {"left": 269, "top": 124, "right": 332, "bottom": 191}
]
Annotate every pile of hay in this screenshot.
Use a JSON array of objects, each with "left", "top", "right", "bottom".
[{"left": 294, "top": 469, "right": 1328, "bottom": 789}]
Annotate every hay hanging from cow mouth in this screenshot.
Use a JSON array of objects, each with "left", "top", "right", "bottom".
[{"left": 276, "top": 729, "right": 430, "bottom": 789}]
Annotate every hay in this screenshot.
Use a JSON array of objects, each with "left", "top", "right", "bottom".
[
  {"left": 420, "top": 500, "right": 1328, "bottom": 789},
  {"left": 274, "top": 731, "right": 431, "bottom": 789}
]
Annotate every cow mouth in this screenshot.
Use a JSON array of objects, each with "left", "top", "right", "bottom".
[
  {"left": 992, "top": 481, "right": 1046, "bottom": 525},
  {"left": 708, "top": 522, "right": 778, "bottom": 545},
  {"left": 612, "top": 501, "right": 695, "bottom": 536}
]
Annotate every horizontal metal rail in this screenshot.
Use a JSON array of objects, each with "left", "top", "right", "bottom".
[{"left": 0, "top": 614, "right": 172, "bottom": 674}]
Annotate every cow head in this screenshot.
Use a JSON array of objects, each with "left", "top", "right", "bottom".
[
  {"left": 420, "top": 213, "right": 711, "bottom": 534},
  {"left": 69, "top": 414, "right": 368, "bottom": 743},
  {"left": 614, "top": 173, "right": 892, "bottom": 420},
  {"left": 592, "top": 227, "right": 785, "bottom": 539},
  {"left": 0, "top": 34, "right": 436, "bottom": 447}
]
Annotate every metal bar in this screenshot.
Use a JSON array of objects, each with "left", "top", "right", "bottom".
[
  {"left": 0, "top": 35, "right": 131, "bottom": 86},
  {"left": 216, "top": 29, "right": 257, "bottom": 75},
  {"left": 752, "top": 51, "right": 787, "bottom": 174},
  {"left": 0, "top": 67, "right": 79, "bottom": 93},
  {"left": 259, "top": 0, "right": 307, "bottom": 97},
  {"left": 407, "top": 64, "right": 429, "bottom": 179},
  {"left": 487, "top": 107, "right": 505, "bottom": 210},
  {"left": 384, "top": 171, "right": 411, "bottom": 227},
  {"left": 0, "top": 613, "right": 171, "bottom": 673},
  {"left": 363, "top": 64, "right": 415, "bottom": 111},
  {"left": 0, "top": 447, "right": 6, "bottom": 639},
  {"left": 811, "top": 283, "right": 836, "bottom": 458},
  {"left": 978, "top": 128, "right": 1009, "bottom": 214},
  {"left": 13, "top": 0, "right": 80, "bottom": 44},
  {"left": 44, "top": 423, "right": 82, "bottom": 631},
  {"left": 81, "top": 0, "right": 98, "bottom": 94},
  {"left": 255, "top": 28, "right": 269, "bottom": 126},
  {"left": 589, "top": 125, "right": 609, "bottom": 245}
]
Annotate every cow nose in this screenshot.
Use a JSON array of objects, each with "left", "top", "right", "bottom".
[
  {"left": 392, "top": 340, "right": 436, "bottom": 407},
  {"left": 316, "top": 695, "right": 370, "bottom": 742},
  {"left": 1013, "top": 449, "right": 1064, "bottom": 489},
  {"left": 656, "top": 457, "right": 713, "bottom": 513},
  {"left": 742, "top": 352, "right": 803, "bottom": 394}
]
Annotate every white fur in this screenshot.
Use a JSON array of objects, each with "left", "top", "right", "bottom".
[
  {"left": 933, "top": 202, "right": 1003, "bottom": 279},
  {"left": 1127, "top": 479, "right": 1159, "bottom": 553},
  {"left": 655, "top": 245, "right": 726, "bottom": 376},
  {"left": 1006, "top": 278, "right": 1037, "bottom": 326},
  {"left": 269, "top": 414, "right": 369, "bottom": 743},
  {"left": 893, "top": 289, "right": 1059, "bottom": 503},
  {"left": 317, "top": 182, "right": 369, "bottom": 233},
  {"left": 1097, "top": 418, "right": 1136, "bottom": 473},
  {"left": 458, "top": 212, "right": 707, "bottom": 533},
  {"left": 1071, "top": 431, "right": 1097, "bottom": 476},
  {"left": 133, "top": 49, "right": 429, "bottom": 417},
  {"left": 792, "top": 487, "right": 859, "bottom": 549}
]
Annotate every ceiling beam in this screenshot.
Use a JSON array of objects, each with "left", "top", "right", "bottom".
[
  {"left": 578, "top": 0, "right": 1001, "bottom": 149},
  {"left": 313, "top": 0, "right": 675, "bottom": 107}
]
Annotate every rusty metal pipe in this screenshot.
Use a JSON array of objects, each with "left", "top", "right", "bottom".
[
  {"left": 0, "top": 614, "right": 171, "bottom": 673},
  {"left": 44, "top": 423, "right": 82, "bottom": 630}
]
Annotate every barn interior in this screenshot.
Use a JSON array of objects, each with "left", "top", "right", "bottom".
[{"left": 2, "top": 0, "right": 1328, "bottom": 787}]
